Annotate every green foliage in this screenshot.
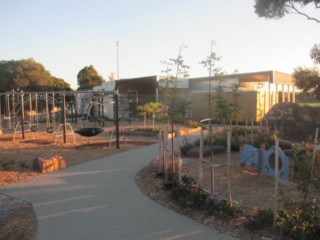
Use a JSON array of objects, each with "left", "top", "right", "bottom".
[
  {"left": 171, "top": 175, "right": 207, "bottom": 209},
  {"left": 138, "top": 102, "right": 168, "bottom": 127},
  {"left": 276, "top": 202, "right": 320, "bottom": 240},
  {"left": 292, "top": 143, "right": 320, "bottom": 197},
  {"left": 212, "top": 81, "right": 232, "bottom": 124},
  {"left": 206, "top": 193, "right": 237, "bottom": 220},
  {"left": 185, "top": 119, "right": 200, "bottom": 128},
  {"left": 180, "top": 142, "right": 194, "bottom": 156},
  {"left": 275, "top": 143, "right": 320, "bottom": 239},
  {"left": 159, "top": 47, "right": 191, "bottom": 124},
  {"left": 0, "top": 159, "right": 16, "bottom": 170},
  {"left": 254, "top": 0, "right": 320, "bottom": 23},
  {"left": 244, "top": 208, "right": 274, "bottom": 230},
  {"left": 19, "top": 160, "right": 29, "bottom": 168},
  {"left": 251, "top": 131, "right": 276, "bottom": 149},
  {"left": 293, "top": 67, "right": 320, "bottom": 99},
  {"left": 0, "top": 59, "right": 70, "bottom": 93},
  {"left": 77, "top": 65, "right": 104, "bottom": 90}
]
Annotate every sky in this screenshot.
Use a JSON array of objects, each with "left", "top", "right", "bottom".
[{"left": 0, "top": 0, "right": 319, "bottom": 89}]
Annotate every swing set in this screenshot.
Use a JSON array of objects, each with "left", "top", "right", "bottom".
[{"left": 0, "top": 90, "right": 121, "bottom": 148}]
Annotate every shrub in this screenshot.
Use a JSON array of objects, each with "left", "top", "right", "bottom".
[
  {"left": 185, "top": 119, "right": 200, "bottom": 128},
  {"left": 180, "top": 142, "right": 194, "bottom": 156},
  {"left": 276, "top": 202, "right": 320, "bottom": 240},
  {"left": 206, "top": 193, "right": 236, "bottom": 220},
  {"left": 0, "top": 159, "right": 16, "bottom": 170},
  {"left": 171, "top": 175, "right": 207, "bottom": 209},
  {"left": 244, "top": 208, "right": 274, "bottom": 230}
]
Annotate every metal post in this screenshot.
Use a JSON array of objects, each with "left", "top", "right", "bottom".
[
  {"left": 62, "top": 94, "right": 67, "bottom": 143},
  {"left": 20, "top": 92, "right": 25, "bottom": 140},
  {"left": 115, "top": 92, "right": 120, "bottom": 149}
]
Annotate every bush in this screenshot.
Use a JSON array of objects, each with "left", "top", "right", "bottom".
[
  {"left": 185, "top": 119, "right": 200, "bottom": 128},
  {"left": 206, "top": 193, "right": 236, "bottom": 220},
  {"left": 244, "top": 208, "right": 274, "bottom": 230},
  {"left": 276, "top": 202, "right": 320, "bottom": 240},
  {"left": 0, "top": 159, "right": 16, "bottom": 170},
  {"left": 170, "top": 175, "right": 207, "bottom": 209},
  {"left": 180, "top": 142, "right": 194, "bottom": 156}
]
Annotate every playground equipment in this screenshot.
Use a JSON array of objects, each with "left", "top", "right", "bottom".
[
  {"left": 240, "top": 144, "right": 289, "bottom": 180},
  {"left": 0, "top": 90, "right": 121, "bottom": 148},
  {"left": 75, "top": 94, "right": 104, "bottom": 137}
]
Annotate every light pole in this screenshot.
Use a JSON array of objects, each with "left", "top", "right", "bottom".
[{"left": 116, "top": 41, "right": 120, "bottom": 80}]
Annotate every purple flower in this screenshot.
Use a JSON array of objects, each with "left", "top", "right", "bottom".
[{"left": 206, "top": 193, "right": 223, "bottom": 206}]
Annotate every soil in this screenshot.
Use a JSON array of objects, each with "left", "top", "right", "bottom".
[{"left": 136, "top": 156, "right": 279, "bottom": 240}]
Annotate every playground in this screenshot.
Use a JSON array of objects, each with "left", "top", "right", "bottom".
[{"left": 0, "top": 90, "right": 319, "bottom": 239}]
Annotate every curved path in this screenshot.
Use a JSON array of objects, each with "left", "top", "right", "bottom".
[{"left": 1, "top": 144, "right": 237, "bottom": 240}]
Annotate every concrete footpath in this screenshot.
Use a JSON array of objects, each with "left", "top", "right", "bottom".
[{"left": 1, "top": 144, "right": 237, "bottom": 240}]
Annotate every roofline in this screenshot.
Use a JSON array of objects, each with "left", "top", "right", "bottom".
[{"left": 189, "top": 70, "right": 278, "bottom": 82}]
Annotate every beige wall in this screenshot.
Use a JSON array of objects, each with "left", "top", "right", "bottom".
[{"left": 191, "top": 91, "right": 258, "bottom": 122}]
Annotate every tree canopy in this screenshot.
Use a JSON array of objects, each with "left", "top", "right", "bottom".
[
  {"left": 254, "top": 1, "right": 320, "bottom": 98},
  {"left": 254, "top": 0, "right": 320, "bottom": 23},
  {"left": 293, "top": 44, "right": 320, "bottom": 98},
  {"left": 77, "top": 65, "right": 104, "bottom": 90},
  {"left": 0, "top": 59, "right": 71, "bottom": 93}
]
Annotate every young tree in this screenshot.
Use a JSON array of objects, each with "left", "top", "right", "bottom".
[
  {"left": 77, "top": 65, "right": 104, "bottom": 90},
  {"left": 212, "top": 81, "right": 232, "bottom": 125},
  {"left": 160, "top": 45, "right": 190, "bottom": 123},
  {"left": 199, "top": 40, "right": 224, "bottom": 119},
  {"left": 160, "top": 44, "right": 190, "bottom": 175},
  {"left": 137, "top": 102, "right": 167, "bottom": 128}
]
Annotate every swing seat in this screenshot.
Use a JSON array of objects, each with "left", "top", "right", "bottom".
[
  {"left": 47, "top": 127, "right": 54, "bottom": 133},
  {"left": 31, "top": 125, "right": 38, "bottom": 132},
  {"left": 75, "top": 128, "right": 104, "bottom": 137}
]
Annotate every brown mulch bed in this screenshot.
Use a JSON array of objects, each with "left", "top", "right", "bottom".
[{"left": 135, "top": 157, "right": 279, "bottom": 240}]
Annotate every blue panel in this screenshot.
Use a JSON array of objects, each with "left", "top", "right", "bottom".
[
  {"left": 240, "top": 144, "right": 259, "bottom": 170},
  {"left": 263, "top": 146, "right": 289, "bottom": 180}
]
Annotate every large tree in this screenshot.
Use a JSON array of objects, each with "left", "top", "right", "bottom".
[
  {"left": 77, "top": 65, "right": 104, "bottom": 90},
  {"left": 254, "top": 0, "right": 320, "bottom": 23},
  {"left": 293, "top": 44, "right": 320, "bottom": 98},
  {"left": 254, "top": 1, "right": 320, "bottom": 98},
  {"left": 0, "top": 59, "right": 70, "bottom": 92}
]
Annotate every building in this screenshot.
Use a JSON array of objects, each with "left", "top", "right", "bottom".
[
  {"left": 89, "top": 70, "right": 296, "bottom": 122},
  {"left": 189, "top": 71, "right": 295, "bottom": 122}
]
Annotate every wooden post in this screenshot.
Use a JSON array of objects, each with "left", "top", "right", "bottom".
[
  {"left": 164, "top": 125, "right": 168, "bottom": 181},
  {"left": 250, "top": 118, "right": 254, "bottom": 144},
  {"left": 245, "top": 119, "right": 248, "bottom": 144},
  {"left": 210, "top": 120, "right": 215, "bottom": 193},
  {"left": 311, "top": 128, "right": 319, "bottom": 177},
  {"left": 158, "top": 127, "right": 163, "bottom": 173},
  {"left": 227, "top": 129, "right": 232, "bottom": 206},
  {"left": 273, "top": 136, "right": 280, "bottom": 227},
  {"left": 62, "top": 94, "right": 67, "bottom": 144},
  {"left": 199, "top": 129, "right": 204, "bottom": 186},
  {"left": 178, "top": 156, "right": 182, "bottom": 183}
]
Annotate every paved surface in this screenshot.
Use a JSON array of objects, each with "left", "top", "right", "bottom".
[{"left": 1, "top": 144, "right": 237, "bottom": 240}]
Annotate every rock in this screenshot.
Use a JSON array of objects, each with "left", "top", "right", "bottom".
[
  {"left": 263, "top": 102, "right": 320, "bottom": 140},
  {"left": 33, "top": 155, "right": 67, "bottom": 173}
]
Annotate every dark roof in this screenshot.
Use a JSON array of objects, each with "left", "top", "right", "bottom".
[{"left": 115, "top": 76, "right": 158, "bottom": 94}]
